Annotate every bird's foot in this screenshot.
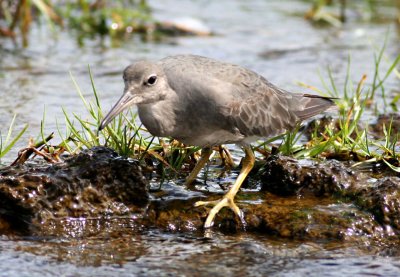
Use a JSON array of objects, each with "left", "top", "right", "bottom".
[{"left": 194, "top": 194, "right": 245, "bottom": 229}]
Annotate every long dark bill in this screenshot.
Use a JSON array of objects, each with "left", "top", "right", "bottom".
[{"left": 98, "top": 93, "right": 136, "bottom": 131}]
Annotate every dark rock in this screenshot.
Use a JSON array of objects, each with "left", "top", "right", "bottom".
[
  {"left": 1, "top": 147, "right": 400, "bottom": 248},
  {"left": 0, "top": 146, "right": 148, "bottom": 235},
  {"left": 241, "top": 196, "right": 387, "bottom": 241},
  {"left": 255, "top": 155, "right": 400, "bottom": 240},
  {"left": 260, "top": 155, "right": 356, "bottom": 196},
  {"left": 352, "top": 177, "right": 400, "bottom": 231}
]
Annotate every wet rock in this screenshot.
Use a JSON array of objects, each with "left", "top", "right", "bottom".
[
  {"left": 0, "top": 146, "right": 148, "bottom": 235},
  {"left": 134, "top": 190, "right": 391, "bottom": 242},
  {"left": 259, "top": 155, "right": 357, "bottom": 196},
  {"left": 241, "top": 196, "right": 387, "bottom": 241},
  {"left": 1, "top": 147, "right": 400, "bottom": 247},
  {"left": 249, "top": 155, "right": 400, "bottom": 240},
  {"left": 352, "top": 177, "right": 400, "bottom": 231}
]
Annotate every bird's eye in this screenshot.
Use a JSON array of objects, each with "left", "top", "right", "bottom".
[{"left": 146, "top": 74, "right": 157, "bottom": 86}]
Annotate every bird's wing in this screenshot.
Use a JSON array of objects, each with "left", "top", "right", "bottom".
[
  {"left": 221, "top": 80, "right": 299, "bottom": 138},
  {"left": 160, "top": 55, "right": 334, "bottom": 139}
]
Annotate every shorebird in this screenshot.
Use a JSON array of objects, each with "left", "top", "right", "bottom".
[{"left": 99, "top": 54, "right": 334, "bottom": 228}]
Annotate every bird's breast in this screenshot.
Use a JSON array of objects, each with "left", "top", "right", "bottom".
[
  {"left": 137, "top": 92, "right": 246, "bottom": 147},
  {"left": 138, "top": 102, "right": 177, "bottom": 137}
]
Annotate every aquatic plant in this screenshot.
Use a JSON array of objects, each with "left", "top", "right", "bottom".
[
  {"left": 62, "top": 0, "right": 153, "bottom": 45},
  {"left": 53, "top": 68, "right": 200, "bottom": 178},
  {"left": 305, "top": 0, "right": 399, "bottom": 25},
  {"left": 0, "top": 115, "right": 28, "bottom": 161},
  {"left": 0, "top": 0, "right": 152, "bottom": 46},
  {"left": 0, "top": 0, "right": 62, "bottom": 46},
  {"left": 288, "top": 42, "right": 400, "bottom": 171}
]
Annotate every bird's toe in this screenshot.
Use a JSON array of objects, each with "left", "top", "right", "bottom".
[{"left": 195, "top": 196, "right": 245, "bottom": 229}]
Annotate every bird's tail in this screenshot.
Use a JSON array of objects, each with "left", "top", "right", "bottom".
[{"left": 293, "top": 94, "right": 336, "bottom": 121}]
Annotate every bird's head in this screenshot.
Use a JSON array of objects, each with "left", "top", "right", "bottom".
[{"left": 99, "top": 61, "right": 168, "bottom": 130}]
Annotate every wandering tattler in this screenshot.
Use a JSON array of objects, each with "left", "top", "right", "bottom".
[{"left": 99, "top": 54, "right": 334, "bottom": 228}]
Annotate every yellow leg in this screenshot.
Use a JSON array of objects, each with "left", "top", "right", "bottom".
[
  {"left": 218, "top": 145, "right": 235, "bottom": 169},
  {"left": 185, "top": 147, "right": 213, "bottom": 186},
  {"left": 195, "top": 145, "right": 255, "bottom": 228}
]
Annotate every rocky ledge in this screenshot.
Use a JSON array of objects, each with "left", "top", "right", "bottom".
[{"left": 0, "top": 147, "right": 399, "bottom": 249}]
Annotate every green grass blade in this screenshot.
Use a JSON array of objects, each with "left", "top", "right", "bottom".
[{"left": 0, "top": 124, "right": 29, "bottom": 158}]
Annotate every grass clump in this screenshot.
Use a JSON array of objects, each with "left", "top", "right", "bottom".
[
  {"left": 51, "top": 68, "right": 199, "bottom": 180},
  {"left": 61, "top": 0, "right": 153, "bottom": 45},
  {"left": 280, "top": 42, "right": 400, "bottom": 172},
  {"left": 305, "top": 0, "right": 399, "bottom": 26},
  {"left": 51, "top": 41, "right": 400, "bottom": 176},
  {"left": 2, "top": 40, "right": 399, "bottom": 176},
  {"left": 0, "top": 0, "right": 153, "bottom": 47}
]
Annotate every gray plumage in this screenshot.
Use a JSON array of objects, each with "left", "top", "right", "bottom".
[{"left": 100, "top": 54, "right": 334, "bottom": 146}]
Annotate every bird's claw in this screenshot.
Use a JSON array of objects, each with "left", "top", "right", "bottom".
[{"left": 195, "top": 195, "right": 245, "bottom": 229}]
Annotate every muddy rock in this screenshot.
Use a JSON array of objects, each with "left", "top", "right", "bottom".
[
  {"left": 241, "top": 195, "right": 387, "bottom": 241},
  {"left": 259, "top": 155, "right": 357, "bottom": 196},
  {"left": 137, "top": 189, "right": 391, "bottom": 242},
  {"left": 352, "top": 177, "right": 400, "bottom": 231},
  {"left": 0, "top": 147, "right": 148, "bottom": 235},
  {"left": 254, "top": 155, "right": 400, "bottom": 240},
  {"left": 1, "top": 148, "right": 400, "bottom": 247}
]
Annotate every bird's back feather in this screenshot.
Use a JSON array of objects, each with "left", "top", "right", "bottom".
[{"left": 159, "top": 54, "right": 336, "bottom": 144}]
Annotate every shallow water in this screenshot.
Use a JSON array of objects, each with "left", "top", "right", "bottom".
[
  {"left": 0, "top": 0, "right": 400, "bottom": 276},
  {"left": 1, "top": 230, "right": 400, "bottom": 277}
]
